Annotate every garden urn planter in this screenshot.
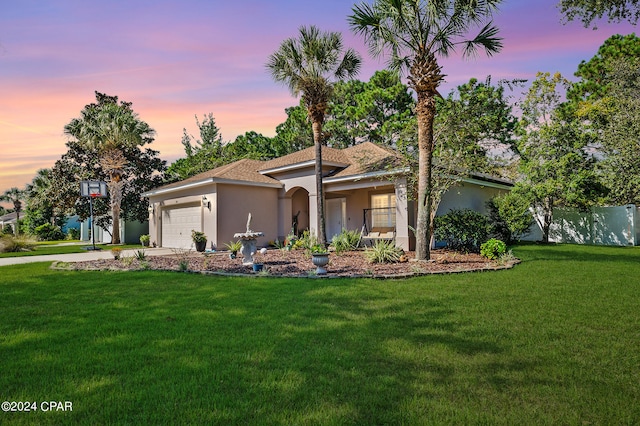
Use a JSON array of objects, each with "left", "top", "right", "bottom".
[{"left": 311, "top": 253, "right": 330, "bottom": 275}]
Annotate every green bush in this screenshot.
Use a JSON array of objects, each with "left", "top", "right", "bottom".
[
  {"left": 330, "top": 229, "right": 361, "bottom": 254},
  {"left": 34, "top": 223, "right": 65, "bottom": 241},
  {"left": 66, "top": 228, "right": 80, "bottom": 240},
  {"left": 365, "top": 239, "right": 403, "bottom": 264},
  {"left": 434, "top": 209, "right": 490, "bottom": 253},
  {"left": 480, "top": 238, "right": 507, "bottom": 260},
  {"left": 487, "top": 194, "right": 533, "bottom": 243}
]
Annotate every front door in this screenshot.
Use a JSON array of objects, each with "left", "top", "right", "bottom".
[{"left": 326, "top": 198, "right": 346, "bottom": 242}]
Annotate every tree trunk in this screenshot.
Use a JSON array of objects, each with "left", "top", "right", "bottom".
[
  {"left": 312, "top": 119, "right": 327, "bottom": 246},
  {"left": 108, "top": 173, "right": 124, "bottom": 245},
  {"left": 541, "top": 197, "right": 553, "bottom": 243},
  {"left": 414, "top": 90, "right": 437, "bottom": 261}
]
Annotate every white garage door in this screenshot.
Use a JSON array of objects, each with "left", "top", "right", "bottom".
[{"left": 161, "top": 204, "right": 201, "bottom": 249}]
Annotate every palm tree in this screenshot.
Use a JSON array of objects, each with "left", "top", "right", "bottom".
[
  {"left": 349, "top": 0, "right": 503, "bottom": 260},
  {"left": 1, "top": 187, "right": 25, "bottom": 236},
  {"left": 64, "top": 92, "right": 155, "bottom": 244},
  {"left": 267, "top": 25, "right": 362, "bottom": 245}
]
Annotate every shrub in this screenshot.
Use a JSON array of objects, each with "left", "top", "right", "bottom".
[
  {"left": 34, "top": 223, "right": 65, "bottom": 241},
  {"left": 66, "top": 228, "right": 80, "bottom": 240},
  {"left": 140, "top": 234, "right": 150, "bottom": 246},
  {"left": 0, "top": 235, "right": 36, "bottom": 253},
  {"left": 331, "top": 229, "right": 361, "bottom": 254},
  {"left": 365, "top": 239, "right": 403, "bottom": 264},
  {"left": 480, "top": 238, "right": 507, "bottom": 260},
  {"left": 487, "top": 193, "right": 533, "bottom": 243},
  {"left": 434, "top": 209, "right": 490, "bottom": 253}
]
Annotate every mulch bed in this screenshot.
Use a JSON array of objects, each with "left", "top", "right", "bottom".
[{"left": 56, "top": 248, "right": 519, "bottom": 278}]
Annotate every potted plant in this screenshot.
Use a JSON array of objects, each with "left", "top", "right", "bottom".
[
  {"left": 251, "top": 247, "right": 268, "bottom": 272},
  {"left": 191, "top": 230, "right": 207, "bottom": 252},
  {"left": 139, "top": 234, "right": 150, "bottom": 247},
  {"left": 224, "top": 240, "right": 242, "bottom": 259},
  {"left": 310, "top": 244, "right": 330, "bottom": 275}
]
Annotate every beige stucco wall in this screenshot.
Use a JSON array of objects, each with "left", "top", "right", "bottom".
[
  {"left": 437, "top": 182, "right": 509, "bottom": 216},
  {"left": 216, "top": 184, "right": 279, "bottom": 247}
]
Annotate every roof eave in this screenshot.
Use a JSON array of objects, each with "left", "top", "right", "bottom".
[{"left": 142, "top": 177, "right": 281, "bottom": 197}]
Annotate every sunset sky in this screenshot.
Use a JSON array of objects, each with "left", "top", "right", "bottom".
[{"left": 0, "top": 0, "right": 636, "bottom": 205}]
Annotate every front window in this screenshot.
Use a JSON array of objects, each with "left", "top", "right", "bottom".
[{"left": 371, "top": 194, "right": 396, "bottom": 228}]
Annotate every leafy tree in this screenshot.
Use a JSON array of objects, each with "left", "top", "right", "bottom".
[
  {"left": 224, "top": 131, "right": 279, "bottom": 160},
  {"left": 579, "top": 58, "right": 640, "bottom": 204},
  {"left": 50, "top": 137, "right": 166, "bottom": 238},
  {"left": 22, "top": 168, "right": 65, "bottom": 235},
  {"left": 0, "top": 187, "right": 25, "bottom": 236},
  {"left": 515, "top": 72, "right": 602, "bottom": 243},
  {"left": 324, "top": 70, "right": 415, "bottom": 148},
  {"left": 271, "top": 103, "right": 315, "bottom": 154},
  {"left": 350, "top": 0, "right": 503, "bottom": 261},
  {"left": 396, "top": 77, "right": 517, "bottom": 247},
  {"left": 568, "top": 34, "right": 640, "bottom": 102},
  {"left": 267, "top": 25, "right": 362, "bottom": 245},
  {"left": 558, "top": 0, "right": 640, "bottom": 27},
  {"left": 64, "top": 92, "right": 156, "bottom": 244},
  {"left": 166, "top": 113, "right": 226, "bottom": 182}
]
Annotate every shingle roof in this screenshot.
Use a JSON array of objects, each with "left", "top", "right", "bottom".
[
  {"left": 259, "top": 145, "right": 349, "bottom": 172},
  {"left": 148, "top": 142, "right": 405, "bottom": 194},
  {"left": 152, "top": 158, "right": 281, "bottom": 193}
]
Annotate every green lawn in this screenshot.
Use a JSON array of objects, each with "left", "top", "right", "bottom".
[
  {"left": 1, "top": 244, "right": 638, "bottom": 425},
  {"left": 0, "top": 243, "right": 142, "bottom": 258}
]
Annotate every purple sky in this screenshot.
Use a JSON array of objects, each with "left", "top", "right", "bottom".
[{"left": 0, "top": 0, "right": 636, "bottom": 203}]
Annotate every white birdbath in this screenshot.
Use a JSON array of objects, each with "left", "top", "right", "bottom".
[{"left": 233, "top": 213, "right": 264, "bottom": 265}]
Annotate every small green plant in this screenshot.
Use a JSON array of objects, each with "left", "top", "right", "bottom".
[
  {"left": 191, "top": 230, "right": 207, "bottom": 243},
  {"left": 120, "top": 255, "right": 135, "bottom": 267},
  {"left": 171, "top": 248, "right": 192, "bottom": 272},
  {"left": 224, "top": 240, "right": 242, "bottom": 253},
  {"left": 365, "top": 239, "right": 403, "bottom": 264},
  {"left": 330, "top": 229, "right": 361, "bottom": 254},
  {"left": 134, "top": 249, "right": 147, "bottom": 261},
  {"left": 480, "top": 238, "right": 507, "bottom": 260},
  {"left": 310, "top": 243, "right": 328, "bottom": 254},
  {"left": 497, "top": 249, "right": 517, "bottom": 266},
  {"left": 139, "top": 234, "right": 150, "bottom": 246}
]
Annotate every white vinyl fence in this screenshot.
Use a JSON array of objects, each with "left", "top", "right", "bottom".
[{"left": 528, "top": 205, "right": 640, "bottom": 246}]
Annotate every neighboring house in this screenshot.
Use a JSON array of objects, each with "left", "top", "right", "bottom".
[
  {"left": 143, "top": 142, "right": 512, "bottom": 251},
  {"left": 0, "top": 212, "right": 18, "bottom": 232}
]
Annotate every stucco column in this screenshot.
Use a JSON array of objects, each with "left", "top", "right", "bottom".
[
  {"left": 394, "top": 178, "right": 411, "bottom": 251},
  {"left": 308, "top": 191, "right": 319, "bottom": 239},
  {"left": 277, "top": 195, "right": 292, "bottom": 241}
]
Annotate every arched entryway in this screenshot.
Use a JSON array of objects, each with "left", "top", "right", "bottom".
[{"left": 289, "top": 188, "right": 309, "bottom": 237}]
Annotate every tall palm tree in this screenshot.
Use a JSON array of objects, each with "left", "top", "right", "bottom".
[
  {"left": 267, "top": 25, "right": 362, "bottom": 245},
  {"left": 64, "top": 92, "right": 155, "bottom": 244},
  {"left": 1, "top": 187, "right": 25, "bottom": 236},
  {"left": 350, "top": 0, "right": 503, "bottom": 260}
]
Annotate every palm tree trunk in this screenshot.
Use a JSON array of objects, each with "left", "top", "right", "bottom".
[
  {"left": 108, "top": 173, "right": 124, "bottom": 245},
  {"left": 414, "top": 90, "right": 437, "bottom": 261},
  {"left": 312, "top": 119, "right": 327, "bottom": 246}
]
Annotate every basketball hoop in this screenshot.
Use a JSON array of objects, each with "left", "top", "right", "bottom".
[{"left": 80, "top": 181, "right": 108, "bottom": 251}]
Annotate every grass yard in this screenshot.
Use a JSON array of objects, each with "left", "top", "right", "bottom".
[
  {"left": 0, "top": 242, "right": 142, "bottom": 258},
  {"left": 0, "top": 244, "right": 639, "bottom": 425}
]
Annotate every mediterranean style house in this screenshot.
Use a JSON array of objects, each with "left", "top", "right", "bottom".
[{"left": 143, "top": 142, "right": 512, "bottom": 251}]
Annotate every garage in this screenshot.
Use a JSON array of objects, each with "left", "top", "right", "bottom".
[{"left": 161, "top": 203, "right": 201, "bottom": 249}]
